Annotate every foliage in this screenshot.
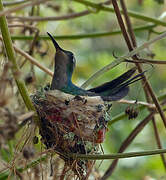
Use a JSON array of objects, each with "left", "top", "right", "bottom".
[{"left": 0, "top": 0, "right": 166, "bottom": 179}]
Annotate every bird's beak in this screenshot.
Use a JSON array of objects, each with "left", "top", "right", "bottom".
[{"left": 47, "top": 32, "right": 62, "bottom": 51}]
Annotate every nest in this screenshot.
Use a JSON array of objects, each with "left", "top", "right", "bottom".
[{"left": 32, "top": 87, "right": 109, "bottom": 178}]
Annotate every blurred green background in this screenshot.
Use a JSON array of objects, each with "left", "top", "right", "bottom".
[{"left": 1, "top": 0, "right": 166, "bottom": 179}]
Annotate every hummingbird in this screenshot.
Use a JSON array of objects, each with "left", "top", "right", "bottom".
[{"left": 47, "top": 32, "right": 143, "bottom": 101}]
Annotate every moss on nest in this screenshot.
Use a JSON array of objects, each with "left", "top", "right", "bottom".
[{"left": 32, "top": 86, "right": 109, "bottom": 178}]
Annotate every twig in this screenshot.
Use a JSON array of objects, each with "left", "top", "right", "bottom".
[
  {"left": 8, "top": 24, "right": 39, "bottom": 31},
  {"left": 152, "top": 117, "right": 166, "bottom": 170},
  {"left": 101, "top": 112, "right": 155, "bottom": 179},
  {"left": 102, "top": 1, "right": 166, "bottom": 178},
  {"left": 18, "top": 111, "right": 34, "bottom": 122},
  {"left": 0, "top": 155, "right": 48, "bottom": 179},
  {"left": 81, "top": 30, "right": 166, "bottom": 89},
  {"left": 0, "top": 0, "right": 50, "bottom": 17},
  {"left": 0, "top": 36, "right": 53, "bottom": 77},
  {"left": 73, "top": 0, "right": 166, "bottom": 27},
  {"left": 7, "top": 10, "right": 90, "bottom": 21},
  {"left": 117, "top": 99, "right": 155, "bottom": 109},
  {"left": 117, "top": 0, "right": 166, "bottom": 138},
  {"left": 120, "top": 0, "right": 137, "bottom": 47},
  {"left": 112, "top": 0, "right": 166, "bottom": 132},
  {"left": 109, "top": 93, "right": 166, "bottom": 126},
  {"left": 3, "top": 0, "right": 28, "bottom": 6},
  {"left": 125, "top": 58, "right": 166, "bottom": 65},
  {"left": 9, "top": 24, "right": 156, "bottom": 40},
  {"left": 14, "top": 44, "right": 53, "bottom": 76},
  {"left": 70, "top": 145, "right": 166, "bottom": 160},
  {"left": 0, "top": 1, "right": 35, "bottom": 112}
]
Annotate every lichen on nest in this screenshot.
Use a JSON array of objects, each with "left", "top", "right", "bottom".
[{"left": 32, "top": 85, "right": 110, "bottom": 177}]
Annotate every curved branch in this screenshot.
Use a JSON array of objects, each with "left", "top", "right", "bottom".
[{"left": 7, "top": 10, "right": 90, "bottom": 21}]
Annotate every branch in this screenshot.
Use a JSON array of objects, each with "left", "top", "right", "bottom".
[
  {"left": 3, "top": 0, "right": 28, "bottom": 6},
  {"left": 125, "top": 58, "right": 166, "bottom": 65},
  {"left": 73, "top": 0, "right": 166, "bottom": 27},
  {"left": 9, "top": 24, "right": 156, "bottom": 40},
  {"left": 0, "top": 0, "right": 38, "bottom": 123},
  {"left": 0, "top": 36, "right": 53, "bottom": 76},
  {"left": 0, "top": 0, "right": 50, "bottom": 17},
  {"left": 81, "top": 31, "right": 166, "bottom": 88},
  {"left": 70, "top": 148, "right": 166, "bottom": 160},
  {"left": 117, "top": 99, "right": 155, "bottom": 109},
  {"left": 101, "top": 112, "right": 155, "bottom": 179},
  {"left": 152, "top": 117, "right": 166, "bottom": 170},
  {"left": 7, "top": 10, "right": 90, "bottom": 21},
  {"left": 0, "top": 155, "right": 48, "bottom": 180},
  {"left": 109, "top": 93, "right": 166, "bottom": 126}
]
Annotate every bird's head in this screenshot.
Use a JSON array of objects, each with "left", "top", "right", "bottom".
[
  {"left": 47, "top": 32, "right": 76, "bottom": 90},
  {"left": 47, "top": 32, "right": 76, "bottom": 77}
]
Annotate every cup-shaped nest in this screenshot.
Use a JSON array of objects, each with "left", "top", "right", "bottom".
[{"left": 32, "top": 88, "right": 109, "bottom": 177}]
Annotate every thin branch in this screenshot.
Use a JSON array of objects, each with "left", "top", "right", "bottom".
[
  {"left": 112, "top": 0, "right": 166, "bottom": 134},
  {"left": 101, "top": 112, "right": 155, "bottom": 179},
  {"left": 70, "top": 146, "right": 166, "bottom": 160},
  {"left": 3, "top": 0, "right": 28, "bottom": 6},
  {"left": 0, "top": 155, "right": 48, "bottom": 179},
  {"left": 117, "top": 99, "right": 155, "bottom": 109},
  {"left": 0, "top": 0, "right": 50, "bottom": 17},
  {"left": 81, "top": 30, "right": 166, "bottom": 89},
  {"left": 15, "top": 46, "right": 53, "bottom": 76},
  {"left": 9, "top": 24, "right": 156, "bottom": 40},
  {"left": 120, "top": 0, "right": 137, "bottom": 47},
  {"left": 8, "top": 24, "right": 39, "bottom": 31},
  {"left": 152, "top": 117, "right": 166, "bottom": 170},
  {"left": 73, "top": 0, "right": 166, "bottom": 27},
  {"left": 102, "top": 1, "right": 166, "bottom": 178},
  {"left": 0, "top": 36, "right": 53, "bottom": 77},
  {"left": 109, "top": 93, "right": 166, "bottom": 126},
  {"left": 0, "top": 2, "right": 35, "bottom": 112},
  {"left": 125, "top": 58, "right": 166, "bottom": 65},
  {"left": 7, "top": 10, "right": 91, "bottom": 21}
]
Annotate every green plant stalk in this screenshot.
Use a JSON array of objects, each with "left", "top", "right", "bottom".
[
  {"left": 3, "top": 0, "right": 28, "bottom": 6},
  {"left": 69, "top": 148, "right": 166, "bottom": 160},
  {"left": 0, "top": 0, "right": 50, "bottom": 17},
  {"left": 109, "top": 93, "right": 166, "bottom": 125},
  {"left": 0, "top": 155, "right": 48, "bottom": 180},
  {"left": 73, "top": 0, "right": 166, "bottom": 27},
  {"left": 81, "top": 30, "right": 166, "bottom": 88},
  {"left": 1, "top": 147, "right": 166, "bottom": 179},
  {"left": 10, "top": 24, "right": 156, "bottom": 40},
  {"left": 0, "top": 0, "right": 35, "bottom": 112}
]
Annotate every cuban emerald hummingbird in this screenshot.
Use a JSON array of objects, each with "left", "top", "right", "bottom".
[{"left": 47, "top": 32, "right": 143, "bottom": 101}]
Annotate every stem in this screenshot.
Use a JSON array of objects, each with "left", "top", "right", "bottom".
[
  {"left": 0, "top": 1, "right": 35, "bottom": 112},
  {"left": 9, "top": 24, "right": 156, "bottom": 40},
  {"left": 0, "top": 155, "right": 48, "bottom": 180},
  {"left": 3, "top": 0, "right": 28, "bottom": 6},
  {"left": 69, "top": 148, "right": 166, "bottom": 160},
  {"left": 109, "top": 93, "right": 166, "bottom": 125},
  {"left": 81, "top": 31, "right": 166, "bottom": 88},
  {"left": 73, "top": 0, "right": 166, "bottom": 27},
  {"left": 101, "top": 112, "right": 155, "bottom": 179},
  {"left": 7, "top": 10, "right": 90, "bottom": 22},
  {"left": 14, "top": 43, "right": 53, "bottom": 76},
  {"left": 152, "top": 117, "right": 166, "bottom": 169},
  {"left": 0, "top": 0, "right": 50, "bottom": 17}
]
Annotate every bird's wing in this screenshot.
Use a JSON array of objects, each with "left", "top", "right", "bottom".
[
  {"left": 101, "top": 86, "right": 129, "bottom": 101},
  {"left": 88, "top": 67, "right": 136, "bottom": 93},
  {"left": 88, "top": 68, "right": 145, "bottom": 101}
]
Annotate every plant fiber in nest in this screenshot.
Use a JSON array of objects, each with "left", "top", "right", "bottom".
[{"left": 32, "top": 88, "right": 109, "bottom": 177}]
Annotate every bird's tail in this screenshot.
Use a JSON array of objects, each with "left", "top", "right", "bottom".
[
  {"left": 88, "top": 67, "right": 137, "bottom": 93},
  {"left": 89, "top": 68, "right": 146, "bottom": 101}
]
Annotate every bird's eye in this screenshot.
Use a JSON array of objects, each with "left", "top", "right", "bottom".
[
  {"left": 72, "top": 56, "right": 76, "bottom": 64},
  {"left": 70, "top": 53, "right": 75, "bottom": 63}
]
